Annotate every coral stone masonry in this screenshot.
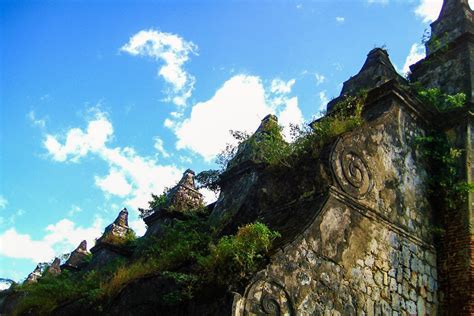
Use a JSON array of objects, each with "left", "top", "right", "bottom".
[{"left": 1, "top": 0, "right": 473, "bottom": 315}]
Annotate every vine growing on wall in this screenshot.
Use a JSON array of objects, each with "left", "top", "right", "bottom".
[
  {"left": 413, "top": 89, "right": 472, "bottom": 234},
  {"left": 415, "top": 87, "right": 466, "bottom": 112}
]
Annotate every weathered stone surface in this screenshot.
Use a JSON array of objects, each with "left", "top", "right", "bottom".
[
  {"left": 425, "top": 0, "right": 474, "bottom": 55},
  {"left": 209, "top": 114, "right": 290, "bottom": 233},
  {"left": 52, "top": 273, "right": 234, "bottom": 316},
  {"left": 411, "top": 0, "right": 473, "bottom": 102},
  {"left": 7, "top": 2, "right": 474, "bottom": 315},
  {"left": 145, "top": 169, "right": 203, "bottom": 237},
  {"left": 89, "top": 209, "right": 134, "bottom": 269},
  {"left": 327, "top": 48, "right": 405, "bottom": 112},
  {"left": 166, "top": 169, "right": 203, "bottom": 212},
  {"left": 24, "top": 263, "right": 47, "bottom": 284},
  {"left": 410, "top": 1, "right": 474, "bottom": 314},
  {"left": 62, "top": 240, "right": 89, "bottom": 271},
  {"left": 47, "top": 258, "right": 62, "bottom": 276},
  {"left": 233, "top": 79, "right": 439, "bottom": 315},
  {"left": 98, "top": 208, "right": 131, "bottom": 241}
]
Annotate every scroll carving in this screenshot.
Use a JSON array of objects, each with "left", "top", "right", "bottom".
[
  {"left": 243, "top": 278, "right": 293, "bottom": 316},
  {"left": 331, "top": 136, "right": 373, "bottom": 199}
]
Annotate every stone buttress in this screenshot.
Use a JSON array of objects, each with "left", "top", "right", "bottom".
[{"left": 410, "top": 0, "right": 474, "bottom": 313}]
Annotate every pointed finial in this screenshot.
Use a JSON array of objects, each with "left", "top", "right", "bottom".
[
  {"left": 113, "top": 208, "right": 129, "bottom": 227},
  {"left": 178, "top": 169, "right": 197, "bottom": 189},
  {"left": 336, "top": 47, "right": 399, "bottom": 99},
  {"left": 76, "top": 240, "right": 87, "bottom": 252},
  {"left": 47, "top": 258, "right": 61, "bottom": 276},
  {"left": 255, "top": 114, "right": 279, "bottom": 134}
]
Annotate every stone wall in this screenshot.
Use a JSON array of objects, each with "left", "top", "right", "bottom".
[
  {"left": 235, "top": 197, "right": 437, "bottom": 315},
  {"left": 410, "top": 38, "right": 473, "bottom": 102},
  {"left": 234, "top": 96, "right": 439, "bottom": 315}
]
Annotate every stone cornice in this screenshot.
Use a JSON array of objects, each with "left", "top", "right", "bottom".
[{"left": 329, "top": 186, "right": 436, "bottom": 250}]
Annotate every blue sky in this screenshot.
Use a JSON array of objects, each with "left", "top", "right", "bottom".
[{"left": 0, "top": 0, "right": 469, "bottom": 281}]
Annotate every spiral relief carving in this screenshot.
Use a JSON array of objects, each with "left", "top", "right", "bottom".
[
  {"left": 243, "top": 278, "right": 293, "bottom": 316},
  {"left": 331, "top": 137, "right": 373, "bottom": 199},
  {"left": 261, "top": 294, "right": 281, "bottom": 315}
]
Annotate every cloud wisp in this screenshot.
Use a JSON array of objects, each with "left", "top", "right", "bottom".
[{"left": 121, "top": 29, "right": 198, "bottom": 107}]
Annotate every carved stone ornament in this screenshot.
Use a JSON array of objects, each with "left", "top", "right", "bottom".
[
  {"left": 331, "top": 136, "right": 373, "bottom": 199},
  {"left": 243, "top": 278, "right": 293, "bottom": 316}
]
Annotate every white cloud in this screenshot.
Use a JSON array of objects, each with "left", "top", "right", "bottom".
[
  {"left": 129, "top": 218, "right": 147, "bottom": 237},
  {"left": 95, "top": 169, "right": 132, "bottom": 197},
  {"left": 179, "top": 155, "right": 193, "bottom": 164},
  {"left": 99, "top": 147, "right": 182, "bottom": 208},
  {"left": 319, "top": 91, "right": 329, "bottom": 114},
  {"left": 43, "top": 217, "right": 104, "bottom": 254},
  {"left": 336, "top": 17, "right": 345, "bottom": 24},
  {"left": 153, "top": 136, "right": 170, "bottom": 158},
  {"left": 44, "top": 112, "right": 182, "bottom": 209},
  {"left": 173, "top": 75, "right": 269, "bottom": 160},
  {"left": 199, "top": 188, "right": 219, "bottom": 205},
  {"left": 0, "top": 216, "right": 104, "bottom": 263},
  {"left": 415, "top": 0, "right": 442, "bottom": 22},
  {"left": 415, "top": 0, "right": 474, "bottom": 23},
  {"left": 170, "top": 75, "right": 303, "bottom": 160},
  {"left": 278, "top": 97, "right": 304, "bottom": 140},
  {"left": 402, "top": 43, "right": 426, "bottom": 74},
  {"left": 315, "top": 73, "right": 326, "bottom": 85},
  {"left": 270, "top": 78, "right": 295, "bottom": 94},
  {"left": 27, "top": 111, "right": 46, "bottom": 128},
  {"left": 121, "top": 29, "right": 197, "bottom": 107},
  {"left": 44, "top": 111, "right": 183, "bottom": 210},
  {"left": 0, "top": 195, "right": 7, "bottom": 209},
  {"left": 0, "top": 229, "right": 55, "bottom": 262},
  {"left": 44, "top": 112, "right": 113, "bottom": 162}
]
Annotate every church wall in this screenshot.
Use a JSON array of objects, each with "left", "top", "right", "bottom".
[{"left": 234, "top": 100, "right": 440, "bottom": 315}]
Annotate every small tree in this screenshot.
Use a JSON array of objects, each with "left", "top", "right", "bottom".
[{"left": 138, "top": 189, "right": 169, "bottom": 219}]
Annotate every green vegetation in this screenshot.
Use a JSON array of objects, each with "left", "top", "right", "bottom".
[
  {"left": 138, "top": 189, "right": 169, "bottom": 219},
  {"left": 416, "top": 87, "right": 466, "bottom": 111},
  {"left": 413, "top": 89, "right": 472, "bottom": 235},
  {"left": 196, "top": 92, "right": 367, "bottom": 188},
  {"left": 415, "top": 134, "right": 474, "bottom": 219},
  {"left": 412, "top": 87, "right": 470, "bottom": 232},
  {"left": 13, "top": 260, "right": 124, "bottom": 316},
  {"left": 293, "top": 92, "right": 366, "bottom": 157},
  {"left": 199, "top": 221, "right": 280, "bottom": 287},
  {"left": 99, "top": 229, "right": 137, "bottom": 246},
  {"left": 12, "top": 213, "right": 279, "bottom": 315},
  {"left": 11, "top": 90, "right": 385, "bottom": 315},
  {"left": 195, "top": 169, "right": 221, "bottom": 193}
]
